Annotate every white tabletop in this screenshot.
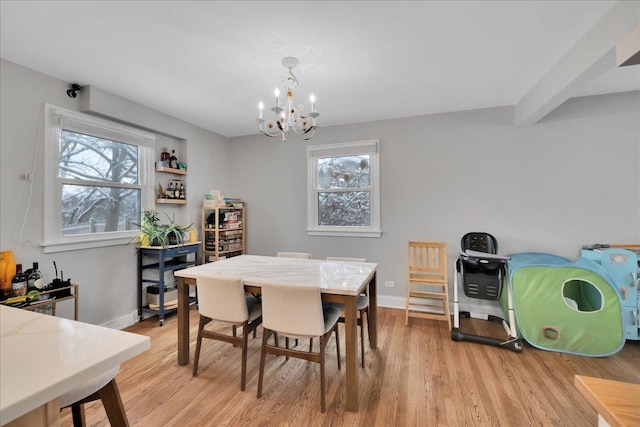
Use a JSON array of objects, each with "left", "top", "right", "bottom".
[
  {"left": 174, "top": 255, "right": 377, "bottom": 296},
  {"left": 0, "top": 306, "right": 150, "bottom": 424}
]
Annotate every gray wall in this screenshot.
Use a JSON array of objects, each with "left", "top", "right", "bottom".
[
  {"left": 229, "top": 92, "right": 640, "bottom": 311},
  {"left": 1, "top": 57, "right": 638, "bottom": 324},
  {"left": 0, "top": 59, "right": 228, "bottom": 326}
]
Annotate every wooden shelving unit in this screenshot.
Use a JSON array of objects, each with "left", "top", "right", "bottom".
[{"left": 201, "top": 206, "right": 245, "bottom": 263}]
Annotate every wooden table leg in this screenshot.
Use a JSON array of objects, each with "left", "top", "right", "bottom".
[
  {"left": 5, "top": 398, "right": 60, "bottom": 426},
  {"left": 368, "top": 272, "right": 377, "bottom": 349},
  {"left": 177, "top": 277, "right": 190, "bottom": 366},
  {"left": 344, "top": 295, "right": 359, "bottom": 411}
]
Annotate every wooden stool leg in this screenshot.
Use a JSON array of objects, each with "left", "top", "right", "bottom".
[
  {"left": 71, "top": 403, "right": 86, "bottom": 427},
  {"left": 97, "top": 379, "right": 129, "bottom": 427}
]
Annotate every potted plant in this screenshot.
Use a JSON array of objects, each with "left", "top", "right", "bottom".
[{"left": 129, "top": 210, "right": 191, "bottom": 248}]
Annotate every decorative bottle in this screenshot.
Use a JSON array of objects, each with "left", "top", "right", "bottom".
[
  {"left": 167, "top": 182, "right": 174, "bottom": 199},
  {"left": 169, "top": 150, "right": 178, "bottom": 169},
  {"left": 160, "top": 148, "right": 170, "bottom": 164},
  {"left": 174, "top": 182, "right": 180, "bottom": 199},
  {"left": 27, "top": 262, "right": 43, "bottom": 291},
  {"left": 179, "top": 183, "right": 185, "bottom": 200},
  {"left": 11, "top": 264, "right": 28, "bottom": 297}
]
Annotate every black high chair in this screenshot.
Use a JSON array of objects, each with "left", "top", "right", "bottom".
[{"left": 450, "top": 233, "right": 523, "bottom": 352}]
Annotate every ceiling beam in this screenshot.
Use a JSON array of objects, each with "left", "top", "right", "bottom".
[
  {"left": 515, "top": 1, "right": 640, "bottom": 126},
  {"left": 617, "top": 22, "right": 640, "bottom": 67}
]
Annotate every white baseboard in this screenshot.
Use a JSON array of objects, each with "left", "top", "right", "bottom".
[
  {"left": 102, "top": 297, "right": 504, "bottom": 330},
  {"left": 377, "top": 295, "right": 503, "bottom": 319},
  {"left": 101, "top": 310, "right": 137, "bottom": 330}
]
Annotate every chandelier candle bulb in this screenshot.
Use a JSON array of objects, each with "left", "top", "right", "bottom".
[
  {"left": 310, "top": 93, "right": 316, "bottom": 112},
  {"left": 274, "top": 87, "right": 280, "bottom": 108},
  {"left": 258, "top": 102, "right": 263, "bottom": 119}
]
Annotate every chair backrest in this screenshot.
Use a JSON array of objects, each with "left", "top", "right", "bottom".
[
  {"left": 261, "top": 284, "right": 324, "bottom": 337},
  {"left": 461, "top": 233, "right": 498, "bottom": 254},
  {"left": 326, "top": 257, "right": 367, "bottom": 263},
  {"left": 196, "top": 275, "right": 249, "bottom": 323},
  {"left": 408, "top": 241, "right": 447, "bottom": 276},
  {"left": 277, "top": 252, "right": 312, "bottom": 259}
]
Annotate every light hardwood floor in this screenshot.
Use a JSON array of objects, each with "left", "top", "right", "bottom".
[{"left": 61, "top": 306, "right": 640, "bottom": 426}]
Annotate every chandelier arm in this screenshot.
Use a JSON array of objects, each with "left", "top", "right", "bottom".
[
  {"left": 257, "top": 56, "right": 317, "bottom": 141},
  {"left": 288, "top": 69, "right": 299, "bottom": 87}
]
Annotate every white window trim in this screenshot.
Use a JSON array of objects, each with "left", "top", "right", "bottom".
[
  {"left": 42, "top": 104, "right": 155, "bottom": 253},
  {"left": 307, "top": 139, "right": 382, "bottom": 237}
]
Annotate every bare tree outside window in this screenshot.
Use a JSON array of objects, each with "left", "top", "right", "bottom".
[
  {"left": 316, "top": 155, "right": 370, "bottom": 226},
  {"left": 59, "top": 130, "right": 141, "bottom": 235}
]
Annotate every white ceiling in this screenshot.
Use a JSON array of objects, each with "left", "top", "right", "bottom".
[{"left": 1, "top": 1, "right": 637, "bottom": 138}]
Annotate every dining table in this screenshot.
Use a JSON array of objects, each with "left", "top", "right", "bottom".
[
  {"left": 174, "top": 254, "right": 378, "bottom": 411},
  {"left": 574, "top": 375, "right": 640, "bottom": 427},
  {"left": 0, "top": 305, "right": 150, "bottom": 426}
]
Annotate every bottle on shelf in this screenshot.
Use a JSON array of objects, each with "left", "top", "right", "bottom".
[
  {"left": 27, "top": 262, "right": 43, "bottom": 291},
  {"left": 174, "top": 181, "right": 181, "bottom": 199},
  {"left": 179, "top": 183, "right": 185, "bottom": 199},
  {"left": 167, "top": 182, "right": 174, "bottom": 199},
  {"left": 11, "top": 264, "right": 27, "bottom": 297},
  {"left": 169, "top": 149, "right": 178, "bottom": 169},
  {"left": 160, "top": 147, "right": 170, "bottom": 165}
]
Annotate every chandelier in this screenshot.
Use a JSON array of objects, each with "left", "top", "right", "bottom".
[{"left": 257, "top": 57, "right": 319, "bottom": 141}]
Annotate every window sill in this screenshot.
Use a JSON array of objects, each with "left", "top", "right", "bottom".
[
  {"left": 306, "top": 228, "right": 382, "bottom": 238},
  {"left": 41, "top": 235, "right": 135, "bottom": 253}
]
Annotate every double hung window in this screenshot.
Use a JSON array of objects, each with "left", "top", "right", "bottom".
[
  {"left": 43, "top": 104, "right": 155, "bottom": 252},
  {"left": 307, "top": 140, "right": 381, "bottom": 237}
]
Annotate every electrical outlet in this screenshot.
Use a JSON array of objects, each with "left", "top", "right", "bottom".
[{"left": 385, "top": 281, "right": 395, "bottom": 288}]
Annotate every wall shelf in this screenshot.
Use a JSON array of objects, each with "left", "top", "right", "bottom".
[
  {"left": 155, "top": 166, "right": 186, "bottom": 175},
  {"left": 156, "top": 198, "right": 187, "bottom": 205}
]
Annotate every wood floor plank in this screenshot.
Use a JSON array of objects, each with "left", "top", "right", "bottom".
[{"left": 60, "top": 306, "right": 640, "bottom": 426}]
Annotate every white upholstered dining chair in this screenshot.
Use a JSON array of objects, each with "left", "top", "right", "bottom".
[
  {"left": 192, "top": 275, "right": 262, "bottom": 391},
  {"left": 59, "top": 366, "right": 127, "bottom": 426},
  {"left": 257, "top": 284, "right": 342, "bottom": 412},
  {"left": 276, "top": 252, "right": 312, "bottom": 259}
]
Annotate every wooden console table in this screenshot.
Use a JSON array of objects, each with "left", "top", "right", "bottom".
[
  {"left": 0, "top": 284, "right": 78, "bottom": 320},
  {"left": 574, "top": 375, "right": 640, "bottom": 427}
]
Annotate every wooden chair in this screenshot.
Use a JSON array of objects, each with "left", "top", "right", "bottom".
[
  {"left": 326, "top": 257, "right": 369, "bottom": 368},
  {"left": 277, "top": 252, "right": 312, "bottom": 259},
  {"left": 406, "top": 241, "right": 451, "bottom": 328},
  {"left": 192, "top": 276, "right": 262, "bottom": 391},
  {"left": 257, "top": 284, "right": 342, "bottom": 413},
  {"left": 59, "top": 366, "right": 128, "bottom": 427}
]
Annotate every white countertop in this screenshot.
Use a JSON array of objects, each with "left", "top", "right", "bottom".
[
  {"left": 174, "top": 255, "right": 377, "bottom": 296},
  {"left": 0, "top": 306, "right": 150, "bottom": 424}
]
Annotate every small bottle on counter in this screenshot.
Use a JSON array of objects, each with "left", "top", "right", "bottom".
[
  {"left": 12, "top": 264, "right": 27, "bottom": 297},
  {"left": 28, "top": 262, "right": 43, "bottom": 290}
]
